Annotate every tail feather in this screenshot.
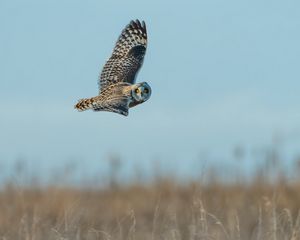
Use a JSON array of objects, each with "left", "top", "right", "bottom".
[
  {"left": 74, "top": 98, "right": 95, "bottom": 111},
  {"left": 74, "top": 95, "right": 129, "bottom": 116}
]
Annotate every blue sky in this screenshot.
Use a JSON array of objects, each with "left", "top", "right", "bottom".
[{"left": 1, "top": 0, "right": 300, "bottom": 181}]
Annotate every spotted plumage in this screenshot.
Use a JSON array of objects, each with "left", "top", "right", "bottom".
[{"left": 75, "top": 19, "right": 151, "bottom": 116}]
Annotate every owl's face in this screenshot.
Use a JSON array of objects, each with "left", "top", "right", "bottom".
[{"left": 131, "top": 82, "right": 152, "bottom": 102}]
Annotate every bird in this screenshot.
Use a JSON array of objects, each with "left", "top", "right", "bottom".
[{"left": 74, "top": 19, "right": 151, "bottom": 116}]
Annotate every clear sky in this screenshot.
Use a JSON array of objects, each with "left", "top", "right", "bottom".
[{"left": 1, "top": 0, "right": 300, "bottom": 181}]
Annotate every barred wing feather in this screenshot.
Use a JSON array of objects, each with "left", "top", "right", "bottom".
[{"left": 98, "top": 20, "right": 147, "bottom": 93}]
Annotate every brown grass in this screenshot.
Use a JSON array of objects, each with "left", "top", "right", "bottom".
[{"left": 1, "top": 179, "right": 300, "bottom": 240}]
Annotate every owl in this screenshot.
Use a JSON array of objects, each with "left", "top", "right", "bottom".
[{"left": 74, "top": 20, "right": 151, "bottom": 116}]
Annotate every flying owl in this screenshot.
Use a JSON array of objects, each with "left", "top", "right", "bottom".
[{"left": 74, "top": 19, "right": 151, "bottom": 116}]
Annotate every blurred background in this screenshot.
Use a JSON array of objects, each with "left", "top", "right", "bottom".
[
  {"left": 1, "top": 1, "right": 300, "bottom": 239},
  {"left": 1, "top": 0, "right": 300, "bottom": 186}
]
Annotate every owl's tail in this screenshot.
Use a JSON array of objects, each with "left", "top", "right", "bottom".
[{"left": 74, "top": 98, "right": 95, "bottom": 111}]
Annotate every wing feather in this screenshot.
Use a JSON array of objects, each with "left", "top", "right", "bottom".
[
  {"left": 93, "top": 82, "right": 131, "bottom": 116},
  {"left": 98, "top": 20, "right": 147, "bottom": 93}
]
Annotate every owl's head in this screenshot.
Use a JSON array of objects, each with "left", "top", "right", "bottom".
[{"left": 131, "top": 82, "right": 152, "bottom": 103}]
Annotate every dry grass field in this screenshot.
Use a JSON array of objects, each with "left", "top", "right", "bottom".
[{"left": 1, "top": 175, "right": 300, "bottom": 240}]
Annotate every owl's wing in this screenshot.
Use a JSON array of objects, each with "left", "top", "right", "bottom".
[
  {"left": 94, "top": 83, "right": 132, "bottom": 116},
  {"left": 98, "top": 20, "right": 147, "bottom": 93},
  {"left": 94, "top": 96, "right": 130, "bottom": 116}
]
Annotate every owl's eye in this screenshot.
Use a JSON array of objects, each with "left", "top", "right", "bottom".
[
  {"left": 135, "top": 88, "right": 140, "bottom": 94},
  {"left": 144, "top": 88, "right": 149, "bottom": 94}
]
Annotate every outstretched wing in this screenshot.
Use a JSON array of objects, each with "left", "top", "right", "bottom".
[
  {"left": 98, "top": 20, "right": 147, "bottom": 93},
  {"left": 94, "top": 96, "right": 130, "bottom": 116},
  {"left": 94, "top": 82, "right": 132, "bottom": 116}
]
